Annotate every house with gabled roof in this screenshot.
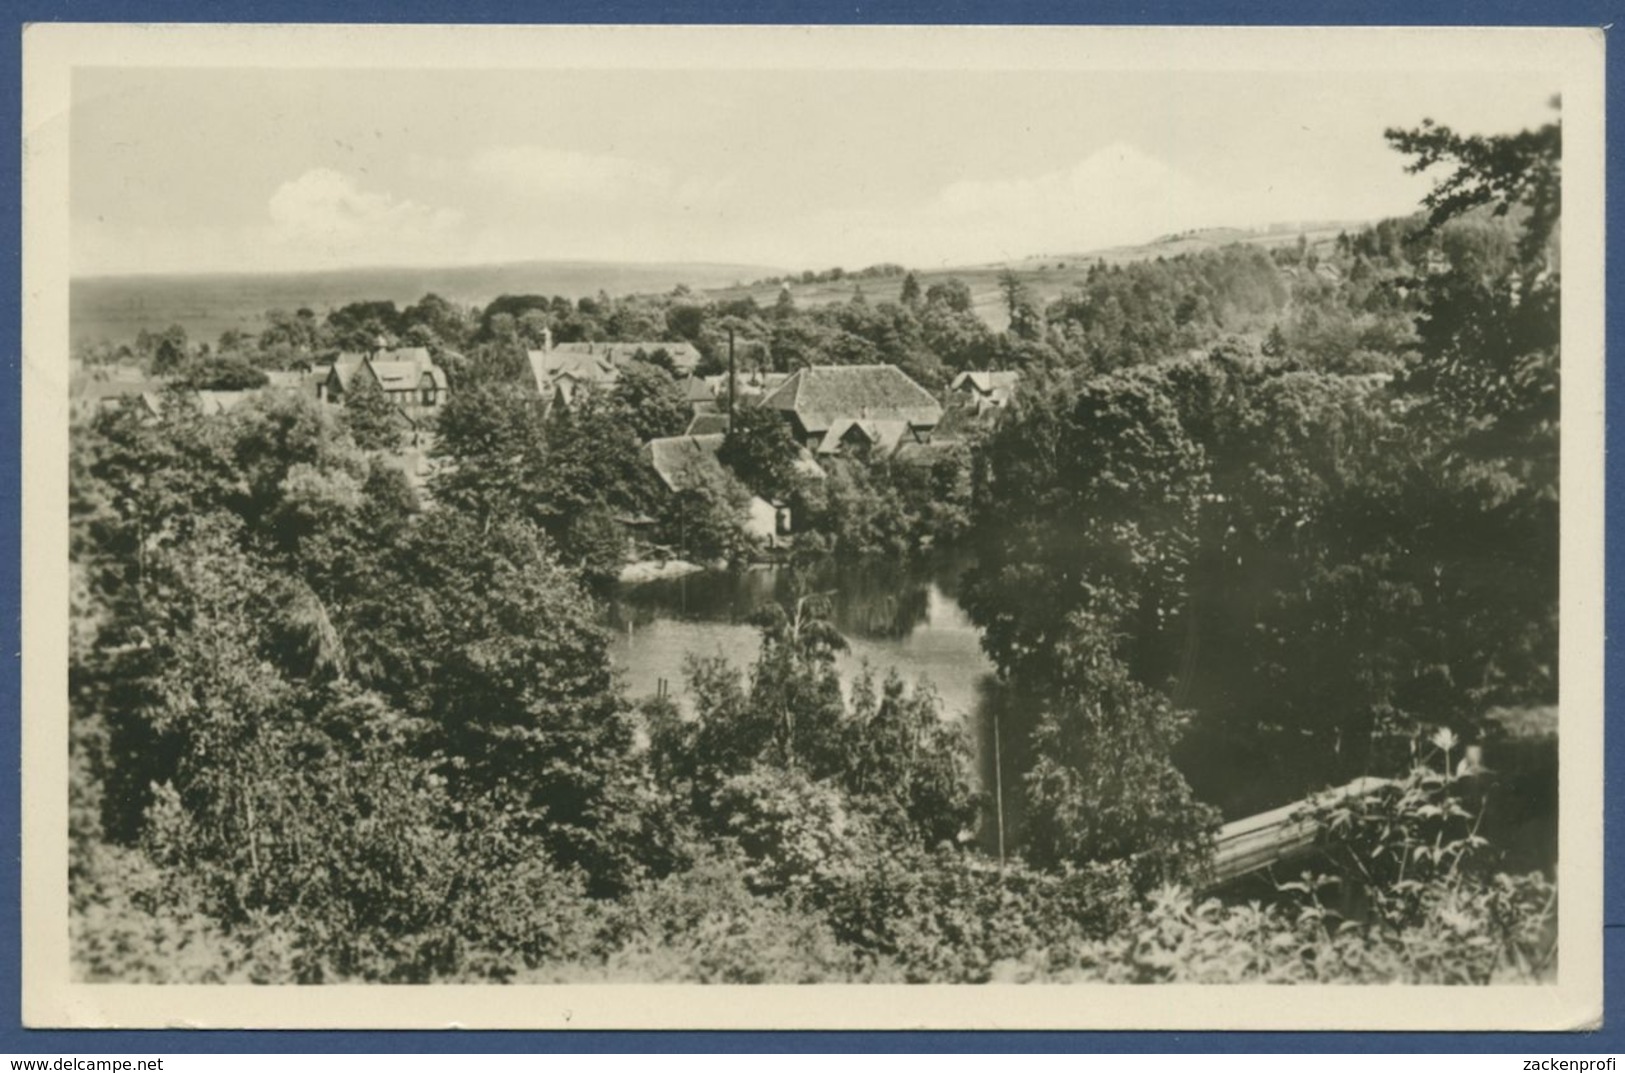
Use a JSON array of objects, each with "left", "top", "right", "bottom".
[
  {"left": 69, "top": 375, "right": 166, "bottom": 420},
  {"left": 321, "top": 348, "right": 448, "bottom": 413},
  {"left": 553, "top": 339, "right": 702, "bottom": 376},
  {"left": 759, "top": 364, "right": 943, "bottom": 453},
  {"left": 949, "top": 370, "right": 1021, "bottom": 412},
  {"left": 642, "top": 433, "right": 780, "bottom": 544},
  {"left": 680, "top": 374, "right": 719, "bottom": 414},
  {"left": 815, "top": 417, "right": 911, "bottom": 457},
  {"left": 526, "top": 349, "right": 618, "bottom": 407}
]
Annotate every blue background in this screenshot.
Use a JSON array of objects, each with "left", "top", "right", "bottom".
[{"left": 1, "top": 0, "right": 1617, "bottom": 1053}]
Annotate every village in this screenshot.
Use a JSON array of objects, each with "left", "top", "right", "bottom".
[
  {"left": 70, "top": 319, "right": 1023, "bottom": 580},
  {"left": 56, "top": 48, "right": 1568, "bottom": 992}
]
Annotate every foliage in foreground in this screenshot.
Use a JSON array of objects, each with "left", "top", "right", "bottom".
[{"left": 68, "top": 114, "right": 1561, "bottom": 987}]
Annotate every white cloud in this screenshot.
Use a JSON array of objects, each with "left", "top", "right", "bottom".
[
  {"left": 919, "top": 143, "right": 1221, "bottom": 258},
  {"left": 266, "top": 168, "right": 463, "bottom": 262},
  {"left": 766, "top": 143, "right": 1225, "bottom": 268}
]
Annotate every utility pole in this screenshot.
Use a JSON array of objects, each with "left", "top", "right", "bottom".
[
  {"left": 727, "top": 326, "right": 737, "bottom": 426},
  {"left": 993, "top": 706, "right": 1006, "bottom": 869}
]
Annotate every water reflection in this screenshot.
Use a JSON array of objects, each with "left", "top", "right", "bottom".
[
  {"left": 607, "top": 551, "right": 1014, "bottom": 851},
  {"left": 608, "top": 557, "right": 942, "bottom": 641},
  {"left": 609, "top": 553, "right": 990, "bottom": 698},
  {"left": 608, "top": 557, "right": 1555, "bottom": 871}
]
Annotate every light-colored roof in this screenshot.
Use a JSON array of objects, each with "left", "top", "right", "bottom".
[
  {"left": 71, "top": 376, "right": 166, "bottom": 401},
  {"left": 262, "top": 370, "right": 311, "bottom": 392},
  {"left": 760, "top": 364, "right": 943, "bottom": 434},
  {"left": 681, "top": 375, "right": 716, "bottom": 403},
  {"left": 330, "top": 349, "right": 447, "bottom": 399},
  {"left": 642, "top": 434, "right": 731, "bottom": 494},
  {"left": 526, "top": 349, "right": 617, "bottom": 395},
  {"left": 950, "top": 370, "right": 1021, "bottom": 395},
  {"left": 816, "top": 417, "right": 910, "bottom": 456},
  {"left": 554, "top": 340, "right": 702, "bottom": 373},
  {"left": 196, "top": 390, "right": 251, "bottom": 415},
  {"left": 892, "top": 440, "right": 960, "bottom": 466},
  {"left": 329, "top": 353, "right": 369, "bottom": 391},
  {"left": 791, "top": 446, "right": 826, "bottom": 481},
  {"left": 685, "top": 412, "right": 731, "bottom": 436},
  {"left": 369, "top": 360, "right": 423, "bottom": 389},
  {"left": 70, "top": 376, "right": 165, "bottom": 416},
  {"left": 370, "top": 349, "right": 447, "bottom": 391}
]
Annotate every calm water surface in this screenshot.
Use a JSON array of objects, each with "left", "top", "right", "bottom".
[
  {"left": 608, "top": 553, "right": 993, "bottom": 726},
  {"left": 607, "top": 553, "right": 1018, "bottom": 847},
  {"left": 607, "top": 554, "right": 1556, "bottom": 867}
]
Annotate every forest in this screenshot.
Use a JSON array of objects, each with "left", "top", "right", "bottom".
[{"left": 68, "top": 118, "right": 1559, "bottom": 983}]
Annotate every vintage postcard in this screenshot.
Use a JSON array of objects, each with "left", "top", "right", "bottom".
[{"left": 20, "top": 23, "right": 1605, "bottom": 1029}]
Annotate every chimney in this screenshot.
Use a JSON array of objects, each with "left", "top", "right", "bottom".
[{"left": 543, "top": 326, "right": 554, "bottom": 351}]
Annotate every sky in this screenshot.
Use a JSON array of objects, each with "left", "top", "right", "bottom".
[{"left": 69, "top": 65, "right": 1562, "bottom": 278}]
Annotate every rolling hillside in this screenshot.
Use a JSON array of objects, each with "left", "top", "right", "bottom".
[
  {"left": 70, "top": 220, "right": 1371, "bottom": 347},
  {"left": 704, "top": 222, "right": 1367, "bottom": 331}
]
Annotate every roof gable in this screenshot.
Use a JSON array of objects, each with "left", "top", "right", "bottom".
[
  {"left": 685, "top": 412, "right": 731, "bottom": 436},
  {"left": 527, "top": 349, "right": 616, "bottom": 394},
  {"left": 951, "top": 370, "right": 1021, "bottom": 395},
  {"left": 817, "top": 417, "right": 910, "bottom": 456}
]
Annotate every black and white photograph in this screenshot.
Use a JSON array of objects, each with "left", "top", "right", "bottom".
[{"left": 21, "top": 23, "right": 1605, "bottom": 1030}]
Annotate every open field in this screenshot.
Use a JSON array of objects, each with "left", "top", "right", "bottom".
[
  {"left": 708, "top": 222, "right": 1362, "bottom": 331},
  {"left": 70, "top": 222, "right": 1364, "bottom": 348}
]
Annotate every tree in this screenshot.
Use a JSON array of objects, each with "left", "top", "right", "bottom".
[
  {"left": 998, "top": 270, "right": 1041, "bottom": 340},
  {"left": 326, "top": 300, "right": 401, "bottom": 351},
  {"left": 773, "top": 286, "right": 798, "bottom": 320},
  {"left": 260, "top": 308, "right": 325, "bottom": 354},
  {"left": 924, "top": 277, "right": 973, "bottom": 313},
  {"left": 1386, "top": 112, "right": 1560, "bottom": 266},
  {"left": 177, "top": 355, "right": 269, "bottom": 391},
  {"left": 401, "top": 293, "right": 472, "bottom": 350},
  {"left": 965, "top": 370, "right": 1208, "bottom": 691},
  {"left": 347, "top": 511, "right": 662, "bottom": 892},
  {"left": 899, "top": 271, "right": 922, "bottom": 308},
  {"left": 717, "top": 404, "right": 803, "bottom": 503},
  {"left": 146, "top": 324, "right": 190, "bottom": 375},
  {"left": 341, "top": 373, "right": 405, "bottom": 452},
  {"left": 961, "top": 368, "right": 1217, "bottom": 877},
  {"left": 1019, "top": 604, "right": 1217, "bottom": 886},
  {"left": 611, "top": 360, "right": 690, "bottom": 442}
]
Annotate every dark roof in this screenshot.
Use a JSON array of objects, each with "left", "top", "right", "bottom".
[{"left": 759, "top": 364, "right": 942, "bottom": 434}]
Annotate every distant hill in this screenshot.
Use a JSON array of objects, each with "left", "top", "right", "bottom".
[
  {"left": 70, "top": 259, "right": 784, "bottom": 347},
  {"left": 704, "top": 221, "right": 1371, "bottom": 331},
  {"left": 71, "top": 220, "right": 1379, "bottom": 347}
]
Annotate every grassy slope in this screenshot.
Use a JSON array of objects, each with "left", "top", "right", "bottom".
[
  {"left": 71, "top": 223, "right": 1362, "bottom": 346},
  {"left": 703, "top": 223, "right": 1358, "bottom": 331}
]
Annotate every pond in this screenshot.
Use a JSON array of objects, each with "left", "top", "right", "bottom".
[
  {"left": 606, "top": 553, "right": 1554, "bottom": 868},
  {"left": 608, "top": 552, "right": 992, "bottom": 726},
  {"left": 606, "top": 551, "right": 1020, "bottom": 850}
]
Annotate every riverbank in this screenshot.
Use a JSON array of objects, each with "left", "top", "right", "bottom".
[{"left": 617, "top": 558, "right": 707, "bottom": 585}]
